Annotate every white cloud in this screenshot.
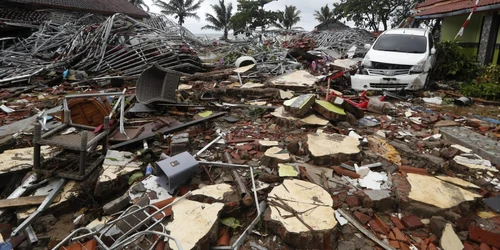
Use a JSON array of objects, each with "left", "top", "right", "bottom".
[{"left": 144, "top": 0, "right": 346, "bottom": 34}]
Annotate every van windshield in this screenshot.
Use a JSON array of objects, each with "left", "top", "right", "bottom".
[{"left": 372, "top": 34, "right": 427, "bottom": 53}]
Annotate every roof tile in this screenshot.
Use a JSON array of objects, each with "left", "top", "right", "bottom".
[{"left": 416, "top": 0, "right": 500, "bottom": 16}]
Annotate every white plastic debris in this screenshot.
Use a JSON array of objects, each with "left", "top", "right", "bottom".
[{"left": 422, "top": 97, "right": 443, "bottom": 105}]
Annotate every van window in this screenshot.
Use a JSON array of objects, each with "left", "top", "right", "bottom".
[{"left": 373, "top": 34, "right": 427, "bottom": 54}]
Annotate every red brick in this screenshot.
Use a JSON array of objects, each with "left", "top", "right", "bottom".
[
  {"left": 464, "top": 241, "right": 475, "bottom": 250},
  {"left": 399, "top": 242, "right": 410, "bottom": 250},
  {"left": 389, "top": 240, "right": 400, "bottom": 249},
  {"left": 373, "top": 214, "right": 390, "bottom": 235},
  {"left": 345, "top": 196, "right": 359, "bottom": 207},
  {"left": 333, "top": 166, "right": 360, "bottom": 179},
  {"left": 480, "top": 243, "right": 492, "bottom": 250},
  {"left": 388, "top": 232, "right": 397, "bottom": 240},
  {"left": 369, "top": 219, "right": 386, "bottom": 235},
  {"left": 469, "top": 226, "right": 500, "bottom": 248},
  {"left": 401, "top": 215, "right": 424, "bottom": 230},
  {"left": 399, "top": 166, "right": 428, "bottom": 176},
  {"left": 354, "top": 211, "right": 371, "bottom": 225},
  {"left": 420, "top": 240, "right": 428, "bottom": 250},
  {"left": 331, "top": 195, "right": 343, "bottom": 209},
  {"left": 390, "top": 216, "right": 406, "bottom": 230},
  {"left": 393, "top": 228, "right": 407, "bottom": 242},
  {"left": 428, "top": 243, "right": 438, "bottom": 250}
]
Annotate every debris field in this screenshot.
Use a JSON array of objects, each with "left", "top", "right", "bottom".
[{"left": 0, "top": 13, "right": 500, "bottom": 250}]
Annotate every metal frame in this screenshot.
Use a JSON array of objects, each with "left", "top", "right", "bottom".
[{"left": 52, "top": 192, "right": 192, "bottom": 250}]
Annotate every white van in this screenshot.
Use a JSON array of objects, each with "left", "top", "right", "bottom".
[{"left": 351, "top": 28, "right": 436, "bottom": 91}]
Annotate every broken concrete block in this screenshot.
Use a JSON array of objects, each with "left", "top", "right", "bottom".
[
  {"left": 258, "top": 140, "right": 279, "bottom": 151},
  {"left": 283, "top": 94, "right": 315, "bottom": 118},
  {"left": 435, "top": 176, "right": 480, "bottom": 189},
  {"left": 129, "top": 175, "right": 172, "bottom": 204},
  {"left": 265, "top": 179, "right": 337, "bottom": 249},
  {"left": 95, "top": 150, "right": 141, "bottom": 197},
  {"left": 191, "top": 184, "right": 235, "bottom": 202},
  {"left": 313, "top": 100, "right": 346, "bottom": 121},
  {"left": 368, "top": 136, "right": 401, "bottom": 166},
  {"left": 302, "top": 163, "right": 338, "bottom": 189},
  {"left": 278, "top": 164, "right": 299, "bottom": 177},
  {"left": 363, "top": 190, "right": 394, "bottom": 211},
  {"left": 453, "top": 156, "right": 498, "bottom": 172},
  {"left": 307, "top": 130, "right": 361, "bottom": 166},
  {"left": 301, "top": 114, "right": 329, "bottom": 126},
  {"left": 330, "top": 96, "right": 364, "bottom": 119},
  {"left": 0, "top": 146, "right": 55, "bottom": 174},
  {"left": 440, "top": 223, "right": 464, "bottom": 250},
  {"left": 406, "top": 173, "right": 481, "bottom": 209},
  {"left": 103, "top": 192, "right": 130, "bottom": 215},
  {"left": 166, "top": 199, "right": 224, "bottom": 250},
  {"left": 429, "top": 216, "right": 447, "bottom": 238},
  {"left": 170, "top": 133, "right": 190, "bottom": 156},
  {"left": 270, "top": 107, "right": 328, "bottom": 127},
  {"left": 269, "top": 70, "right": 318, "bottom": 88},
  {"left": 261, "top": 147, "right": 290, "bottom": 168}
]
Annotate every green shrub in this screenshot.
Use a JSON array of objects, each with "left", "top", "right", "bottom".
[
  {"left": 460, "top": 65, "right": 500, "bottom": 100},
  {"left": 431, "top": 41, "right": 480, "bottom": 82}
]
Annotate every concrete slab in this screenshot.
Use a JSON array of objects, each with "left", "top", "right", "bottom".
[
  {"left": 166, "top": 199, "right": 224, "bottom": 250},
  {"left": 307, "top": 130, "right": 360, "bottom": 166},
  {"left": 95, "top": 150, "right": 141, "bottom": 196},
  {"left": 406, "top": 173, "right": 481, "bottom": 209},
  {"left": 266, "top": 179, "right": 337, "bottom": 249},
  {"left": 0, "top": 146, "right": 55, "bottom": 174}
]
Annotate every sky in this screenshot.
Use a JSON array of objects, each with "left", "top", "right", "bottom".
[{"left": 143, "top": 0, "right": 344, "bottom": 34}]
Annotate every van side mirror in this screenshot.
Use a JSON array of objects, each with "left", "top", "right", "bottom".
[
  {"left": 364, "top": 44, "right": 372, "bottom": 50},
  {"left": 430, "top": 48, "right": 436, "bottom": 55}
]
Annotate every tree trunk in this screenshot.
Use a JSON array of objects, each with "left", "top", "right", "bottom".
[
  {"left": 223, "top": 29, "right": 228, "bottom": 40},
  {"left": 382, "top": 18, "right": 388, "bottom": 31}
]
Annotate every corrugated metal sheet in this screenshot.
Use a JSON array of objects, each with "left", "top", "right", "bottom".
[
  {"left": 416, "top": 0, "right": 500, "bottom": 16},
  {"left": 8, "top": 0, "right": 149, "bottom": 18}
]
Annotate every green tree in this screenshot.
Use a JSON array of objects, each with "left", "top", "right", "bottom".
[
  {"left": 274, "top": 5, "right": 302, "bottom": 30},
  {"left": 333, "top": 0, "right": 411, "bottom": 31},
  {"left": 230, "top": 0, "right": 281, "bottom": 34},
  {"left": 202, "top": 0, "right": 233, "bottom": 40},
  {"left": 391, "top": 0, "right": 425, "bottom": 28},
  {"left": 314, "top": 4, "right": 334, "bottom": 23},
  {"left": 129, "top": 0, "right": 150, "bottom": 11},
  {"left": 154, "top": 0, "right": 204, "bottom": 26}
]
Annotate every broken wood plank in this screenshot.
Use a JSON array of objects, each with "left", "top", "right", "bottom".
[{"left": 0, "top": 196, "right": 47, "bottom": 208}]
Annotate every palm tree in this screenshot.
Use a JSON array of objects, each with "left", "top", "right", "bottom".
[
  {"left": 154, "top": 0, "right": 204, "bottom": 26},
  {"left": 129, "top": 0, "right": 150, "bottom": 11},
  {"left": 202, "top": 0, "right": 233, "bottom": 40},
  {"left": 274, "top": 5, "right": 301, "bottom": 30},
  {"left": 314, "top": 4, "right": 334, "bottom": 23}
]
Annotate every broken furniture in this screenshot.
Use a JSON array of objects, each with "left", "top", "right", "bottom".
[
  {"left": 136, "top": 63, "right": 181, "bottom": 105},
  {"left": 32, "top": 93, "right": 119, "bottom": 180},
  {"left": 52, "top": 192, "right": 191, "bottom": 250},
  {"left": 61, "top": 96, "right": 112, "bottom": 127}
]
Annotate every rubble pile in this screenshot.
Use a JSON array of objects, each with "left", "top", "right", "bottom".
[
  {"left": 0, "top": 13, "right": 203, "bottom": 84},
  {"left": 0, "top": 14, "right": 500, "bottom": 250}
]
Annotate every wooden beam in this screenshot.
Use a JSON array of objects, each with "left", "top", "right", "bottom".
[{"left": 0, "top": 196, "right": 47, "bottom": 208}]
